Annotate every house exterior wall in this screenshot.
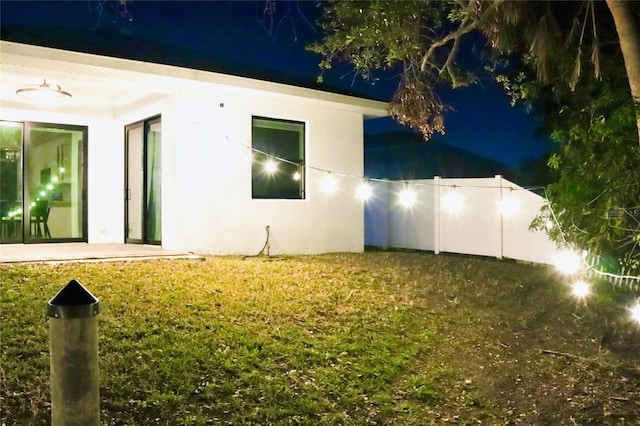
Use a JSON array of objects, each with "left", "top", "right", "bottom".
[
  {"left": 2, "top": 85, "right": 367, "bottom": 255},
  {"left": 168, "top": 88, "right": 366, "bottom": 255},
  {"left": 0, "top": 103, "right": 120, "bottom": 244}
]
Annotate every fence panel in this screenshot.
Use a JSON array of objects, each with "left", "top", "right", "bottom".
[
  {"left": 501, "top": 180, "right": 560, "bottom": 264},
  {"left": 437, "top": 177, "right": 502, "bottom": 258},
  {"left": 364, "top": 180, "right": 391, "bottom": 248},
  {"left": 389, "top": 180, "right": 435, "bottom": 251},
  {"left": 364, "top": 175, "right": 562, "bottom": 266}
]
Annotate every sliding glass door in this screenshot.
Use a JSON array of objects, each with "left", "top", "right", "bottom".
[
  {"left": 0, "top": 122, "right": 23, "bottom": 243},
  {"left": 0, "top": 120, "right": 87, "bottom": 243},
  {"left": 125, "top": 116, "right": 161, "bottom": 245}
]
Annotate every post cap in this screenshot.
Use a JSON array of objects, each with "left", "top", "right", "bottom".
[{"left": 47, "top": 280, "right": 100, "bottom": 319}]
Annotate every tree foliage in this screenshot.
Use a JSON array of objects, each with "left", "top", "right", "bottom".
[
  {"left": 311, "top": 0, "right": 640, "bottom": 270},
  {"left": 531, "top": 78, "right": 640, "bottom": 270},
  {"left": 309, "top": 0, "right": 468, "bottom": 138}
]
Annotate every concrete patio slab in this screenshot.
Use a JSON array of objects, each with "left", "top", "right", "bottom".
[{"left": 0, "top": 243, "right": 203, "bottom": 264}]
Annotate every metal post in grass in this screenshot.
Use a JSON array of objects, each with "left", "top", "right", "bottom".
[{"left": 47, "top": 280, "right": 100, "bottom": 426}]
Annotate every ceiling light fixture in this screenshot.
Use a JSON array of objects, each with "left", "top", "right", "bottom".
[{"left": 16, "top": 79, "right": 72, "bottom": 102}]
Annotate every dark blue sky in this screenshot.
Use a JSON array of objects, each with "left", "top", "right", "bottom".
[{"left": 0, "top": 0, "right": 554, "bottom": 169}]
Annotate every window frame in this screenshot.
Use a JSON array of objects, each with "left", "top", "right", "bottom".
[{"left": 251, "top": 116, "right": 305, "bottom": 200}]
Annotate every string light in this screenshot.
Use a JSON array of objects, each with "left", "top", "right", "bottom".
[
  {"left": 571, "top": 280, "right": 591, "bottom": 300},
  {"left": 263, "top": 158, "right": 278, "bottom": 175},
  {"left": 223, "top": 134, "right": 639, "bottom": 297},
  {"left": 499, "top": 194, "right": 519, "bottom": 218},
  {"left": 398, "top": 186, "right": 417, "bottom": 208},
  {"left": 629, "top": 302, "right": 640, "bottom": 324},
  {"left": 219, "top": 133, "right": 640, "bottom": 325},
  {"left": 356, "top": 181, "right": 373, "bottom": 201},
  {"left": 442, "top": 188, "right": 463, "bottom": 214},
  {"left": 321, "top": 173, "right": 337, "bottom": 194},
  {"left": 555, "top": 250, "right": 582, "bottom": 275}
]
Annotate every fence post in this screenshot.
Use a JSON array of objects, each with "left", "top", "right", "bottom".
[
  {"left": 496, "top": 175, "right": 504, "bottom": 259},
  {"left": 433, "top": 176, "right": 440, "bottom": 254},
  {"left": 47, "top": 280, "right": 100, "bottom": 426}
]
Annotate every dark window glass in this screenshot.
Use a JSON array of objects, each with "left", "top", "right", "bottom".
[{"left": 252, "top": 117, "right": 304, "bottom": 199}]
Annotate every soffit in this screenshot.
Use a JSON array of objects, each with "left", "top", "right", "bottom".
[{"left": 0, "top": 41, "right": 388, "bottom": 117}]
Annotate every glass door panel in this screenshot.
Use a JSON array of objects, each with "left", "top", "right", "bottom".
[
  {"left": 126, "top": 124, "right": 144, "bottom": 243},
  {"left": 126, "top": 117, "right": 161, "bottom": 245},
  {"left": 0, "top": 121, "right": 23, "bottom": 243},
  {"left": 26, "top": 124, "right": 86, "bottom": 241},
  {"left": 145, "top": 119, "right": 161, "bottom": 243}
]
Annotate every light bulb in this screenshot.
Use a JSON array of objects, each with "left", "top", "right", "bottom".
[
  {"left": 399, "top": 187, "right": 416, "bottom": 208},
  {"left": 571, "top": 280, "right": 590, "bottom": 299},
  {"left": 629, "top": 302, "right": 640, "bottom": 324},
  {"left": 356, "top": 182, "right": 373, "bottom": 201},
  {"left": 500, "top": 196, "right": 519, "bottom": 218},
  {"left": 263, "top": 159, "right": 278, "bottom": 175},
  {"left": 442, "top": 190, "right": 463, "bottom": 214},
  {"left": 555, "top": 250, "right": 581, "bottom": 275},
  {"left": 321, "top": 174, "right": 337, "bottom": 194}
]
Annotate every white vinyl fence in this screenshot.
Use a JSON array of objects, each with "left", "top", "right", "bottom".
[{"left": 365, "top": 175, "right": 561, "bottom": 265}]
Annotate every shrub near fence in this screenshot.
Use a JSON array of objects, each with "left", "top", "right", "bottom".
[{"left": 365, "top": 175, "right": 561, "bottom": 265}]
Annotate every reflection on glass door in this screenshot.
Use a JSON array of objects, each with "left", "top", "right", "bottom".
[
  {"left": 26, "top": 123, "right": 87, "bottom": 242},
  {"left": 125, "top": 116, "right": 161, "bottom": 245},
  {"left": 0, "top": 122, "right": 23, "bottom": 243},
  {"left": 146, "top": 120, "right": 162, "bottom": 243},
  {"left": 0, "top": 121, "right": 87, "bottom": 243}
]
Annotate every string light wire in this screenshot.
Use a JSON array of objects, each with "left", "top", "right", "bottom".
[{"left": 225, "top": 135, "right": 639, "bottom": 286}]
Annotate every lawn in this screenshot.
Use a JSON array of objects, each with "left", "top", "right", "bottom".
[{"left": 1, "top": 252, "right": 639, "bottom": 425}]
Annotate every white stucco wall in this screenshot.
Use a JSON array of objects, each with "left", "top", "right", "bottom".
[
  {"left": 167, "top": 88, "right": 366, "bottom": 255},
  {"left": 2, "top": 89, "right": 367, "bottom": 255}
]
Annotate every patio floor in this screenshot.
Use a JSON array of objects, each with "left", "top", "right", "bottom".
[{"left": 0, "top": 243, "right": 203, "bottom": 264}]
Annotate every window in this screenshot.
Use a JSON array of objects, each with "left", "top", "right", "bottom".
[
  {"left": 0, "top": 121, "right": 87, "bottom": 244},
  {"left": 252, "top": 117, "right": 305, "bottom": 199}
]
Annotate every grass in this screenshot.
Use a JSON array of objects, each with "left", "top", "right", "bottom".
[{"left": 1, "top": 252, "right": 639, "bottom": 425}]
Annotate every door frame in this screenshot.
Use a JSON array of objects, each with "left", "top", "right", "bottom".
[
  {"left": 24, "top": 122, "right": 88, "bottom": 243},
  {"left": 124, "top": 115, "right": 161, "bottom": 245},
  {"left": 0, "top": 120, "right": 88, "bottom": 244}
]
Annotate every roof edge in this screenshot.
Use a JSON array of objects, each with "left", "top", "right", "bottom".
[{"left": 1, "top": 40, "right": 389, "bottom": 118}]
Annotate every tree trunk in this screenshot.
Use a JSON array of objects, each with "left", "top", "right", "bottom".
[{"left": 606, "top": 0, "right": 640, "bottom": 146}]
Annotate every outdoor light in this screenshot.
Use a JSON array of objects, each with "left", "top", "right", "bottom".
[
  {"left": 555, "top": 250, "right": 582, "bottom": 275},
  {"left": 292, "top": 171, "right": 301, "bottom": 181},
  {"left": 263, "top": 158, "right": 278, "bottom": 175},
  {"left": 321, "top": 174, "right": 337, "bottom": 194},
  {"left": 500, "top": 195, "right": 519, "bottom": 218},
  {"left": 629, "top": 302, "right": 640, "bottom": 324},
  {"left": 571, "top": 280, "right": 590, "bottom": 299},
  {"left": 16, "top": 79, "right": 72, "bottom": 102},
  {"left": 356, "top": 181, "right": 373, "bottom": 201},
  {"left": 398, "top": 187, "right": 417, "bottom": 208},
  {"left": 442, "top": 189, "right": 463, "bottom": 214}
]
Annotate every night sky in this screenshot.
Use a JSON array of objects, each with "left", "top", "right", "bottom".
[{"left": 0, "top": 0, "right": 554, "bottom": 170}]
